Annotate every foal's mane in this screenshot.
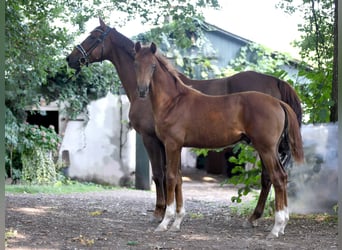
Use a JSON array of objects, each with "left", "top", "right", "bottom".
[{"left": 154, "top": 52, "right": 200, "bottom": 94}]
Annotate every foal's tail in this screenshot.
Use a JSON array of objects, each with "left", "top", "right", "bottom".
[{"left": 281, "top": 102, "right": 304, "bottom": 163}]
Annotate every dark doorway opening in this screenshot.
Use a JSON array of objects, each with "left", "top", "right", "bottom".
[{"left": 26, "top": 110, "right": 59, "bottom": 134}]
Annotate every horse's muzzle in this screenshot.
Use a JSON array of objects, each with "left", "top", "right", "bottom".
[
  {"left": 66, "top": 56, "right": 81, "bottom": 70},
  {"left": 137, "top": 85, "right": 150, "bottom": 98}
]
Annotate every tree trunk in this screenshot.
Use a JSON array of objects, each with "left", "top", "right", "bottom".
[{"left": 330, "top": 0, "right": 338, "bottom": 122}]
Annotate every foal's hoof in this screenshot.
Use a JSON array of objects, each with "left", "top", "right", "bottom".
[
  {"left": 266, "top": 232, "right": 278, "bottom": 239},
  {"left": 154, "top": 225, "right": 168, "bottom": 233},
  {"left": 169, "top": 225, "right": 181, "bottom": 232}
]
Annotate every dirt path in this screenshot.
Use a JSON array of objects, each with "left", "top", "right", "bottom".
[{"left": 5, "top": 168, "right": 338, "bottom": 249}]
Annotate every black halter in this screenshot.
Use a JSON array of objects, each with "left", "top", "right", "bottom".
[{"left": 76, "top": 26, "right": 111, "bottom": 66}]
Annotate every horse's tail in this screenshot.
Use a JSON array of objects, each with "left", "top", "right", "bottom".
[
  {"left": 281, "top": 102, "right": 304, "bottom": 164},
  {"left": 277, "top": 79, "right": 302, "bottom": 127}
]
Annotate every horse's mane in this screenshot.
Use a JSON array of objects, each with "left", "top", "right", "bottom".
[{"left": 110, "top": 28, "right": 135, "bottom": 59}]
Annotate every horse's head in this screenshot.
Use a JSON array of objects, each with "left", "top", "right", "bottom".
[
  {"left": 134, "top": 42, "right": 158, "bottom": 98},
  {"left": 66, "top": 18, "right": 112, "bottom": 70}
]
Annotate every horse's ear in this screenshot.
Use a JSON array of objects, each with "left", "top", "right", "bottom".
[
  {"left": 135, "top": 42, "right": 141, "bottom": 53},
  {"left": 99, "top": 17, "right": 106, "bottom": 28},
  {"left": 150, "top": 42, "right": 157, "bottom": 54}
]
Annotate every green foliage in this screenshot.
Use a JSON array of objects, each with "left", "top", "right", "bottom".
[
  {"left": 230, "top": 190, "right": 275, "bottom": 217},
  {"left": 17, "top": 123, "right": 61, "bottom": 184},
  {"left": 110, "top": 0, "right": 220, "bottom": 26},
  {"left": 224, "top": 143, "right": 262, "bottom": 203},
  {"left": 5, "top": 0, "right": 73, "bottom": 113},
  {"left": 228, "top": 41, "right": 333, "bottom": 124},
  {"left": 5, "top": 108, "right": 20, "bottom": 178},
  {"left": 277, "top": 0, "right": 334, "bottom": 69},
  {"left": 138, "top": 19, "right": 220, "bottom": 79},
  {"left": 192, "top": 147, "right": 224, "bottom": 157},
  {"left": 21, "top": 148, "right": 57, "bottom": 184},
  {"left": 5, "top": 0, "right": 220, "bottom": 116},
  {"left": 18, "top": 123, "right": 61, "bottom": 153},
  {"left": 228, "top": 43, "right": 291, "bottom": 80},
  {"left": 5, "top": 181, "right": 118, "bottom": 194},
  {"left": 42, "top": 63, "right": 121, "bottom": 119},
  {"left": 277, "top": 0, "right": 336, "bottom": 122},
  {"left": 295, "top": 68, "right": 333, "bottom": 123},
  {"left": 5, "top": 111, "right": 62, "bottom": 183}
]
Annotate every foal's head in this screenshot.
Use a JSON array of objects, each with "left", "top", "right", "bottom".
[
  {"left": 134, "top": 42, "right": 158, "bottom": 98},
  {"left": 66, "top": 18, "right": 112, "bottom": 70}
]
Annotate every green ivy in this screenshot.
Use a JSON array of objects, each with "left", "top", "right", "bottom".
[
  {"left": 21, "top": 148, "right": 57, "bottom": 185},
  {"left": 224, "top": 143, "right": 262, "bottom": 203},
  {"left": 18, "top": 123, "right": 61, "bottom": 154}
]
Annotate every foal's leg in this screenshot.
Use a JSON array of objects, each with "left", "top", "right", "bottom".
[
  {"left": 260, "top": 153, "right": 288, "bottom": 238},
  {"left": 246, "top": 166, "right": 271, "bottom": 227},
  {"left": 280, "top": 166, "right": 289, "bottom": 235},
  {"left": 155, "top": 145, "right": 183, "bottom": 232},
  {"left": 142, "top": 135, "right": 166, "bottom": 221},
  {"left": 278, "top": 137, "right": 291, "bottom": 167},
  {"left": 170, "top": 167, "right": 185, "bottom": 231}
]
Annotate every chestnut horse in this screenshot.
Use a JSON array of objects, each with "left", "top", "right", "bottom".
[
  {"left": 134, "top": 42, "right": 304, "bottom": 238},
  {"left": 66, "top": 18, "right": 302, "bottom": 222}
]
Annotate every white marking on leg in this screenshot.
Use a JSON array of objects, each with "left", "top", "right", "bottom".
[
  {"left": 155, "top": 202, "right": 175, "bottom": 232},
  {"left": 268, "top": 210, "right": 286, "bottom": 238},
  {"left": 170, "top": 205, "right": 186, "bottom": 231},
  {"left": 279, "top": 206, "right": 289, "bottom": 235}
]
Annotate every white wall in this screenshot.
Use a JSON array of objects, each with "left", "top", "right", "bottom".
[{"left": 59, "top": 93, "right": 136, "bottom": 186}]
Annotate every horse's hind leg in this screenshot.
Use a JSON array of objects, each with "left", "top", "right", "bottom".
[
  {"left": 170, "top": 167, "right": 185, "bottom": 231},
  {"left": 280, "top": 169, "right": 289, "bottom": 234},
  {"left": 259, "top": 153, "right": 288, "bottom": 238},
  {"left": 278, "top": 137, "right": 291, "bottom": 167},
  {"left": 142, "top": 135, "right": 166, "bottom": 222},
  {"left": 246, "top": 166, "right": 271, "bottom": 227}
]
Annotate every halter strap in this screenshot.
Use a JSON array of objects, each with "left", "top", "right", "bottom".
[{"left": 76, "top": 26, "right": 111, "bottom": 66}]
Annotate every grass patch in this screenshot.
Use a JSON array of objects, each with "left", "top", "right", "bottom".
[
  {"left": 290, "top": 213, "right": 338, "bottom": 223},
  {"left": 5, "top": 180, "right": 119, "bottom": 194},
  {"left": 230, "top": 189, "right": 275, "bottom": 218}
]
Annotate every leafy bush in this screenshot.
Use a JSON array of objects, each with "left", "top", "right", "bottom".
[
  {"left": 224, "top": 143, "right": 262, "bottom": 203},
  {"left": 5, "top": 111, "right": 62, "bottom": 184},
  {"left": 18, "top": 123, "right": 61, "bottom": 154},
  {"left": 230, "top": 190, "right": 275, "bottom": 218},
  {"left": 18, "top": 123, "right": 61, "bottom": 184},
  {"left": 5, "top": 108, "right": 20, "bottom": 179}
]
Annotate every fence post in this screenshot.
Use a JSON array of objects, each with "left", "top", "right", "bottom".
[{"left": 135, "top": 133, "right": 150, "bottom": 190}]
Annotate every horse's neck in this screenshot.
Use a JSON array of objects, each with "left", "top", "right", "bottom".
[
  {"left": 106, "top": 33, "right": 137, "bottom": 102},
  {"left": 151, "top": 67, "right": 186, "bottom": 114}
]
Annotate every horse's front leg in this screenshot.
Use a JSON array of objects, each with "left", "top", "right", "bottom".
[
  {"left": 155, "top": 145, "right": 184, "bottom": 232},
  {"left": 142, "top": 134, "right": 166, "bottom": 222},
  {"left": 170, "top": 167, "right": 185, "bottom": 231}
]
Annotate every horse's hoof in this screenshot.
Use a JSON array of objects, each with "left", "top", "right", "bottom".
[
  {"left": 154, "top": 225, "right": 168, "bottom": 233},
  {"left": 242, "top": 220, "right": 255, "bottom": 228},
  {"left": 266, "top": 232, "right": 278, "bottom": 239},
  {"left": 169, "top": 226, "right": 181, "bottom": 232},
  {"left": 150, "top": 215, "right": 163, "bottom": 223}
]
